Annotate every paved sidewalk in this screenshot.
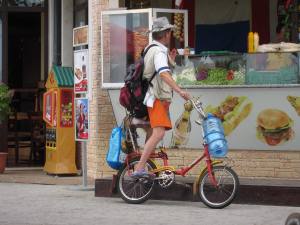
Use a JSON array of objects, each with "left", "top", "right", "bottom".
[
  {"left": 95, "top": 176, "right": 300, "bottom": 206},
  {"left": 0, "top": 183, "right": 299, "bottom": 225},
  {"left": 0, "top": 167, "right": 94, "bottom": 186},
  {"left": 2, "top": 167, "right": 300, "bottom": 207}
]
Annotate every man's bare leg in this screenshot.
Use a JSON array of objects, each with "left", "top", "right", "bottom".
[{"left": 135, "top": 126, "right": 165, "bottom": 171}]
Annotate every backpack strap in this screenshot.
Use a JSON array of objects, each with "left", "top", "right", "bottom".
[
  {"left": 148, "top": 70, "right": 156, "bottom": 86},
  {"left": 142, "top": 44, "right": 158, "bottom": 87},
  {"left": 141, "top": 44, "right": 158, "bottom": 57}
]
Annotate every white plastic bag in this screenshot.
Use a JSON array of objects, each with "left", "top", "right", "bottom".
[{"left": 173, "top": 59, "right": 196, "bottom": 82}]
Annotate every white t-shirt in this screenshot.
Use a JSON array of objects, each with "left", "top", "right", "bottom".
[{"left": 143, "top": 40, "right": 173, "bottom": 101}]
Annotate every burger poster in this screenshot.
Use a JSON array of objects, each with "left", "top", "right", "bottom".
[
  {"left": 256, "top": 109, "right": 294, "bottom": 146},
  {"left": 108, "top": 87, "right": 300, "bottom": 151},
  {"left": 74, "top": 49, "right": 89, "bottom": 93}
]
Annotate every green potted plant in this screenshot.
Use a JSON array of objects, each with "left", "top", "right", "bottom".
[{"left": 0, "top": 82, "right": 13, "bottom": 173}]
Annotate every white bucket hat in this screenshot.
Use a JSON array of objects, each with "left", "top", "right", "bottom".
[{"left": 151, "top": 17, "right": 175, "bottom": 33}]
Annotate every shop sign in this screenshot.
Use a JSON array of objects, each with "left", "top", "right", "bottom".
[
  {"left": 73, "top": 25, "right": 88, "bottom": 47},
  {"left": 75, "top": 98, "right": 89, "bottom": 141}
]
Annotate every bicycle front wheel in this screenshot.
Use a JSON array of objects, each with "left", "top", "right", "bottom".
[
  {"left": 198, "top": 166, "right": 239, "bottom": 209},
  {"left": 285, "top": 213, "right": 300, "bottom": 225},
  {"left": 117, "top": 157, "right": 157, "bottom": 204}
]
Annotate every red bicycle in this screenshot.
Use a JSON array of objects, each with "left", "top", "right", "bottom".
[{"left": 116, "top": 98, "right": 239, "bottom": 209}]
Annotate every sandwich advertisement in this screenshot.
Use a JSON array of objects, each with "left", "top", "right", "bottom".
[{"left": 108, "top": 87, "right": 300, "bottom": 151}]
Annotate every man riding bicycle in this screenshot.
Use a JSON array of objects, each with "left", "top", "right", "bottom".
[{"left": 131, "top": 17, "right": 190, "bottom": 178}]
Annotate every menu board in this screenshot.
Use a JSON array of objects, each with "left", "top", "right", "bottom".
[
  {"left": 74, "top": 49, "right": 88, "bottom": 93},
  {"left": 73, "top": 25, "right": 88, "bottom": 47},
  {"left": 60, "top": 89, "right": 74, "bottom": 127}
]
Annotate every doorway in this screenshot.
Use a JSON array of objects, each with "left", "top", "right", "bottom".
[
  {"left": 7, "top": 12, "right": 45, "bottom": 167},
  {"left": 8, "top": 12, "right": 41, "bottom": 91}
]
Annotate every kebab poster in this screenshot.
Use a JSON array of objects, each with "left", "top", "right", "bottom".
[
  {"left": 171, "top": 95, "right": 253, "bottom": 147},
  {"left": 205, "top": 96, "right": 253, "bottom": 136},
  {"left": 74, "top": 49, "right": 88, "bottom": 93}
]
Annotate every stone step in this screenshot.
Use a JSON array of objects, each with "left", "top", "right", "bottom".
[{"left": 95, "top": 176, "right": 300, "bottom": 206}]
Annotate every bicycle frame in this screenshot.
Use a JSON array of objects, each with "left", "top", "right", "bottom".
[
  {"left": 125, "top": 143, "right": 223, "bottom": 187},
  {"left": 124, "top": 98, "right": 223, "bottom": 186}
]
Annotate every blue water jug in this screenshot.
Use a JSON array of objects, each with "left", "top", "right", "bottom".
[{"left": 203, "top": 113, "right": 228, "bottom": 157}]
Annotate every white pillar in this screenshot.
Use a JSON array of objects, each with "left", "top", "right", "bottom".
[
  {"left": 48, "top": 0, "right": 54, "bottom": 69},
  {"left": 61, "top": 0, "right": 74, "bottom": 67}
]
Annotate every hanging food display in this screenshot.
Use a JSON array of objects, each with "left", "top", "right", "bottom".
[
  {"left": 173, "top": 13, "right": 184, "bottom": 42},
  {"left": 131, "top": 27, "right": 149, "bottom": 62}
]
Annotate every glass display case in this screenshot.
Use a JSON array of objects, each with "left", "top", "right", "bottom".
[
  {"left": 173, "top": 52, "right": 300, "bottom": 87},
  {"left": 101, "top": 8, "right": 188, "bottom": 88},
  {"left": 246, "top": 52, "right": 300, "bottom": 85},
  {"left": 174, "top": 52, "right": 246, "bottom": 86}
]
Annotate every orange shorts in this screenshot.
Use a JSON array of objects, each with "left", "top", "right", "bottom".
[{"left": 147, "top": 99, "right": 172, "bottom": 130}]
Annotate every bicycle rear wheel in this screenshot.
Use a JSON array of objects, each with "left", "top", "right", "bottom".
[
  {"left": 198, "top": 165, "right": 239, "bottom": 209},
  {"left": 117, "top": 157, "right": 157, "bottom": 204}
]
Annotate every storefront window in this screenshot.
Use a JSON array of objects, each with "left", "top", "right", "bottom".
[
  {"left": 74, "top": 8, "right": 87, "bottom": 27},
  {"left": 101, "top": 11, "right": 149, "bottom": 86},
  {"left": 101, "top": 8, "right": 188, "bottom": 88},
  {"left": 74, "top": 0, "right": 88, "bottom": 27},
  {"left": 7, "top": 0, "right": 45, "bottom": 7}
]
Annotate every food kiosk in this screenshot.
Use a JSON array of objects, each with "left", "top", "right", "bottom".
[
  {"left": 101, "top": 8, "right": 300, "bottom": 152},
  {"left": 43, "top": 65, "right": 77, "bottom": 174}
]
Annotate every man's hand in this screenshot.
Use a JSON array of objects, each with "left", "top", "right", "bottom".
[
  {"left": 179, "top": 90, "right": 190, "bottom": 101},
  {"left": 169, "top": 48, "right": 178, "bottom": 62},
  {"left": 160, "top": 71, "right": 191, "bottom": 101}
]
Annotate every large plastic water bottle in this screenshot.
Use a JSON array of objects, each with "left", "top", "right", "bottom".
[{"left": 203, "top": 113, "right": 228, "bottom": 157}]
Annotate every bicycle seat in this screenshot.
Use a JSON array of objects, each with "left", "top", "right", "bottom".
[
  {"left": 131, "top": 117, "right": 150, "bottom": 126},
  {"left": 124, "top": 115, "right": 150, "bottom": 129}
]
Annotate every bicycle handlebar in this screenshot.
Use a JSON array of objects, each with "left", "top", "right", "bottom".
[{"left": 188, "top": 97, "right": 206, "bottom": 119}]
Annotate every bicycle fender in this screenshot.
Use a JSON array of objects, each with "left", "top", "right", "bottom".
[
  {"left": 147, "top": 158, "right": 176, "bottom": 173},
  {"left": 192, "top": 160, "right": 223, "bottom": 198},
  {"left": 148, "top": 158, "right": 159, "bottom": 169},
  {"left": 150, "top": 166, "right": 176, "bottom": 173}
]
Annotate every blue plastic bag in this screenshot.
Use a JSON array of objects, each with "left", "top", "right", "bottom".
[{"left": 106, "top": 126, "right": 125, "bottom": 170}]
